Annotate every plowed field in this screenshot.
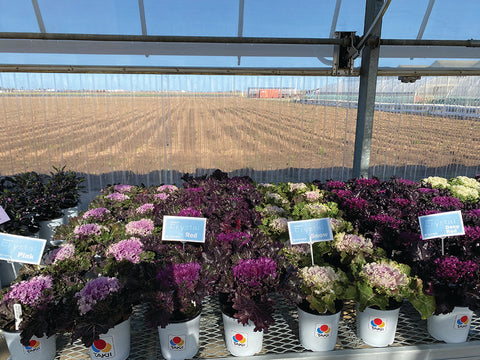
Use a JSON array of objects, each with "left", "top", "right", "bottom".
[{"left": 0, "top": 95, "right": 478, "bottom": 183}]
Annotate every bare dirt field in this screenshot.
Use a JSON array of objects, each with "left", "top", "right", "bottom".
[{"left": 0, "top": 94, "right": 478, "bottom": 185}]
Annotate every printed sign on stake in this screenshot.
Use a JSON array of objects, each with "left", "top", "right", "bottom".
[
  {"left": 162, "top": 216, "right": 207, "bottom": 243},
  {"left": 288, "top": 218, "right": 334, "bottom": 245},
  {"left": 418, "top": 211, "right": 465, "bottom": 240},
  {"left": 0, "top": 233, "right": 47, "bottom": 265}
]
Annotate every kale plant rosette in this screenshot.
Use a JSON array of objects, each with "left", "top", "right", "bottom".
[
  {"left": 0, "top": 275, "right": 58, "bottom": 346},
  {"left": 353, "top": 259, "right": 435, "bottom": 319},
  {"left": 71, "top": 276, "right": 133, "bottom": 348}
]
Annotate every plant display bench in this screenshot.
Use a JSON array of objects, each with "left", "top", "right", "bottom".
[{"left": 0, "top": 296, "right": 479, "bottom": 360}]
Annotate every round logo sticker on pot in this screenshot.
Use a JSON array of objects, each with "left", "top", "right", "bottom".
[
  {"left": 369, "top": 317, "right": 386, "bottom": 332},
  {"left": 315, "top": 323, "right": 331, "bottom": 338},
  {"left": 454, "top": 315, "right": 470, "bottom": 330},
  {"left": 232, "top": 332, "right": 247, "bottom": 348},
  {"left": 169, "top": 335, "right": 186, "bottom": 351},
  {"left": 91, "top": 336, "right": 115, "bottom": 358},
  {"left": 23, "top": 339, "right": 41, "bottom": 354}
]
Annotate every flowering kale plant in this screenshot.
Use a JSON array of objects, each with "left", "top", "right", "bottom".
[
  {"left": 297, "top": 265, "right": 352, "bottom": 314},
  {"left": 0, "top": 275, "right": 57, "bottom": 345},
  {"left": 145, "top": 260, "right": 215, "bottom": 328},
  {"left": 354, "top": 259, "right": 435, "bottom": 319},
  {"left": 71, "top": 276, "right": 132, "bottom": 347},
  {"left": 228, "top": 257, "right": 280, "bottom": 332}
]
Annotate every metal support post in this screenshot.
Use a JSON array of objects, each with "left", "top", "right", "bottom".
[{"left": 352, "top": 0, "right": 384, "bottom": 178}]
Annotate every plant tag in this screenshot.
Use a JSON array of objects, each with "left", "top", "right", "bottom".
[
  {"left": 418, "top": 210, "right": 465, "bottom": 240},
  {"left": 288, "top": 218, "right": 333, "bottom": 245},
  {"left": 0, "top": 233, "right": 47, "bottom": 264},
  {"left": 0, "top": 206, "right": 10, "bottom": 225},
  {"left": 161, "top": 216, "right": 206, "bottom": 243},
  {"left": 14, "top": 303, "right": 22, "bottom": 330}
]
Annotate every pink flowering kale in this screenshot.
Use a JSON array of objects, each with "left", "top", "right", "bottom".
[
  {"left": 269, "top": 217, "right": 289, "bottom": 233},
  {"left": 434, "top": 256, "right": 478, "bottom": 284},
  {"left": 106, "top": 238, "right": 144, "bottom": 264},
  {"left": 136, "top": 203, "right": 154, "bottom": 215},
  {"left": 232, "top": 257, "right": 277, "bottom": 289},
  {"left": 75, "top": 277, "right": 120, "bottom": 315},
  {"left": 74, "top": 223, "right": 107, "bottom": 237},
  {"left": 82, "top": 207, "right": 110, "bottom": 221},
  {"left": 177, "top": 207, "right": 202, "bottom": 217},
  {"left": 361, "top": 261, "right": 408, "bottom": 293},
  {"left": 125, "top": 218, "right": 154, "bottom": 236},
  {"left": 334, "top": 233, "right": 373, "bottom": 254},
  {"left": 43, "top": 244, "right": 75, "bottom": 265},
  {"left": 105, "top": 192, "right": 130, "bottom": 201},
  {"left": 305, "top": 190, "right": 322, "bottom": 202},
  {"left": 154, "top": 193, "right": 169, "bottom": 201},
  {"left": 157, "top": 184, "right": 178, "bottom": 193},
  {"left": 113, "top": 184, "right": 134, "bottom": 193},
  {"left": 4, "top": 275, "right": 53, "bottom": 306}
]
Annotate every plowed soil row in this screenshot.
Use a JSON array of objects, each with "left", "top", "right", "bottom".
[{"left": 0, "top": 95, "right": 478, "bottom": 179}]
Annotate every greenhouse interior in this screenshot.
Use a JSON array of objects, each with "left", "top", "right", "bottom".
[{"left": 0, "top": 1, "right": 479, "bottom": 359}]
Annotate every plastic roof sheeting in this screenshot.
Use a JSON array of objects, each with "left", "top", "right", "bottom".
[{"left": 0, "top": 0, "right": 479, "bottom": 71}]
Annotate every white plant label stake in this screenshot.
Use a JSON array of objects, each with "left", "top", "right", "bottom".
[{"left": 14, "top": 303, "right": 22, "bottom": 331}]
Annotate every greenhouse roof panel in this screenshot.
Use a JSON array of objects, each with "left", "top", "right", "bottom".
[{"left": 0, "top": 0, "right": 479, "bottom": 73}]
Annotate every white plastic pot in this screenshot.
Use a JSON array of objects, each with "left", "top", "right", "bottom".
[
  {"left": 356, "top": 304, "right": 400, "bottom": 347},
  {"left": 62, "top": 206, "right": 79, "bottom": 223},
  {"left": 89, "top": 318, "right": 130, "bottom": 360},
  {"left": 38, "top": 217, "right": 64, "bottom": 243},
  {"left": 158, "top": 311, "right": 201, "bottom": 360},
  {"left": 2, "top": 331, "right": 56, "bottom": 360},
  {"left": 222, "top": 312, "right": 263, "bottom": 357},
  {"left": 297, "top": 306, "right": 341, "bottom": 351},
  {"left": 427, "top": 307, "right": 473, "bottom": 343}
]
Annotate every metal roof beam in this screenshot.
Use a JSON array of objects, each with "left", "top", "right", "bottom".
[
  {"left": 417, "top": 0, "right": 435, "bottom": 40},
  {"left": 330, "top": 0, "right": 342, "bottom": 38},
  {"left": 31, "top": 0, "right": 46, "bottom": 33},
  {"left": 138, "top": 0, "right": 148, "bottom": 36}
]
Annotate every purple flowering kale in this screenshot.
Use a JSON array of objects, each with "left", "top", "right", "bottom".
[
  {"left": 177, "top": 207, "right": 202, "bottom": 217},
  {"left": 106, "top": 238, "right": 144, "bottom": 264},
  {"left": 343, "top": 197, "right": 369, "bottom": 211},
  {"left": 369, "top": 214, "right": 404, "bottom": 229},
  {"left": 3, "top": 275, "right": 53, "bottom": 306},
  {"left": 82, "top": 207, "right": 111, "bottom": 221},
  {"left": 434, "top": 256, "right": 478, "bottom": 284},
  {"left": 325, "top": 180, "right": 346, "bottom": 190},
  {"left": 431, "top": 196, "right": 463, "bottom": 210},
  {"left": 233, "top": 257, "right": 277, "bottom": 289},
  {"left": 75, "top": 277, "right": 120, "bottom": 315},
  {"left": 217, "top": 231, "right": 251, "bottom": 245},
  {"left": 125, "top": 218, "right": 154, "bottom": 236}
]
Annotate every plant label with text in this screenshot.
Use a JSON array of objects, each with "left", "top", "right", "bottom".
[
  {"left": 418, "top": 210, "right": 465, "bottom": 240},
  {"left": 0, "top": 233, "right": 46, "bottom": 264},
  {"left": 162, "top": 216, "right": 206, "bottom": 243},
  {"left": 288, "top": 218, "right": 333, "bottom": 245}
]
